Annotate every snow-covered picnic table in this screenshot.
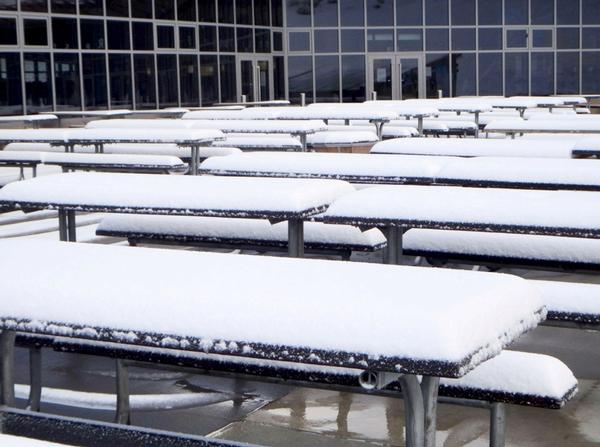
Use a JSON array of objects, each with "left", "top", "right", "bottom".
[
  {"left": 0, "top": 172, "right": 353, "bottom": 256},
  {"left": 0, "top": 114, "right": 58, "bottom": 129},
  {"left": 320, "top": 185, "right": 600, "bottom": 264},
  {"left": 0, "top": 238, "right": 545, "bottom": 447},
  {"left": 40, "top": 109, "right": 132, "bottom": 127},
  {"left": 0, "top": 151, "right": 44, "bottom": 179},
  {"left": 485, "top": 118, "right": 600, "bottom": 137},
  {"left": 570, "top": 137, "right": 600, "bottom": 158}
]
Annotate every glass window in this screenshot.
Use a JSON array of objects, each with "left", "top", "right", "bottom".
[
  {"left": 274, "top": 55, "right": 285, "bottom": 98},
  {"left": 199, "top": 26, "right": 217, "bottom": 51},
  {"left": 52, "top": 18, "right": 78, "bottom": 49},
  {"left": 273, "top": 31, "right": 283, "bottom": 51},
  {"left": 505, "top": 0, "right": 528, "bottom": 25},
  {"left": 179, "top": 54, "right": 199, "bottom": 106},
  {"left": 531, "top": 0, "right": 554, "bottom": 25},
  {"left": 288, "top": 31, "right": 310, "bottom": 51},
  {"left": 177, "top": 0, "right": 196, "bottom": 21},
  {"left": 0, "top": 18, "right": 17, "bottom": 45},
  {"left": 506, "top": 29, "right": 528, "bottom": 48},
  {"left": 557, "top": 0, "right": 579, "bottom": 24},
  {"left": 531, "top": 52, "right": 554, "bottom": 95},
  {"left": 341, "top": 54, "right": 365, "bottom": 102},
  {"left": 583, "top": 0, "right": 600, "bottom": 25},
  {"left": 82, "top": 53, "right": 107, "bottom": 109},
  {"left": 584, "top": 28, "right": 600, "bottom": 48},
  {"left": 452, "top": 53, "right": 476, "bottom": 96},
  {"left": 426, "top": 54, "right": 449, "bottom": 97},
  {"left": 478, "top": 0, "right": 501, "bottom": 25},
  {"left": 557, "top": 52, "right": 579, "bottom": 93},
  {"left": 155, "top": 0, "right": 175, "bottom": 19},
  {"left": 24, "top": 19, "right": 48, "bottom": 46},
  {"left": 21, "top": 0, "right": 47, "bottom": 12},
  {"left": 219, "top": 26, "right": 235, "bottom": 51},
  {"left": 109, "top": 54, "right": 132, "bottom": 107},
  {"left": 54, "top": 53, "right": 81, "bottom": 110},
  {"left": 314, "top": 29, "right": 338, "bottom": 53},
  {"left": 397, "top": 29, "right": 422, "bottom": 51},
  {"left": 313, "top": 0, "right": 337, "bottom": 26},
  {"left": 0, "top": 0, "right": 17, "bottom": 10},
  {"left": 157, "top": 25, "right": 175, "bottom": 48},
  {"left": 478, "top": 52, "right": 502, "bottom": 94},
  {"left": 236, "top": 0, "right": 253, "bottom": 24},
  {"left": 219, "top": 54, "right": 236, "bottom": 102},
  {"left": 478, "top": 28, "right": 502, "bottom": 50},
  {"left": 367, "top": 0, "right": 393, "bottom": 26},
  {"left": 79, "top": 0, "right": 102, "bottom": 15},
  {"left": 200, "top": 54, "right": 218, "bottom": 105},
  {"left": 367, "top": 29, "right": 394, "bottom": 51},
  {"left": 255, "top": 28, "right": 271, "bottom": 52},
  {"left": 80, "top": 19, "right": 104, "bottom": 49},
  {"left": 532, "top": 29, "right": 553, "bottom": 48},
  {"left": 132, "top": 22, "right": 154, "bottom": 50},
  {"left": 452, "top": 28, "right": 475, "bottom": 50},
  {"left": 107, "top": 21, "right": 130, "bottom": 50},
  {"left": 557, "top": 28, "right": 579, "bottom": 49},
  {"left": 288, "top": 55, "right": 313, "bottom": 103},
  {"left": 157, "top": 54, "right": 178, "bottom": 107},
  {"left": 286, "top": 0, "right": 311, "bottom": 27},
  {"left": 315, "top": 55, "right": 339, "bottom": 102},
  {"left": 505, "top": 52, "right": 529, "bottom": 95},
  {"left": 0, "top": 53, "right": 22, "bottom": 115},
  {"left": 425, "top": 0, "right": 448, "bottom": 25},
  {"left": 134, "top": 53, "right": 156, "bottom": 108},
  {"left": 451, "top": 0, "right": 475, "bottom": 25},
  {"left": 255, "top": 0, "right": 270, "bottom": 25},
  {"left": 51, "top": 0, "right": 76, "bottom": 13},
  {"left": 179, "top": 27, "right": 196, "bottom": 48},
  {"left": 237, "top": 27, "right": 253, "bottom": 52},
  {"left": 341, "top": 29, "right": 365, "bottom": 52},
  {"left": 272, "top": 0, "right": 283, "bottom": 26},
  {"left": 199, "top": 0, "right": 216, "bottom": 21},
  {"left": 24, "top": 52, "right": 52, "bottom": 111},
  {"left": 106, "top": 0, "right": 129, "bottom": 17},
  {"left": 426, "top": 28, "right": 448, "bottom": 51},
  {"left": 583, "top": 51, "right": 600, "bottom": 92},
  {"left": 132, "top": 0, "right": 153, "bottom": 18},
  {"left": 340, "top": 0, "right": 364, "bottom": 26},
  {"left": 396, "top": 0, "right": 422, "bottom": 26}
]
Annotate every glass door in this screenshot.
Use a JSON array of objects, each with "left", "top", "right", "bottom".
[
  {"left": 367, "top": 54, "right": 424, "bottom": 99},
  {"left": 368, "top": 56, "right": 395, "bottom": 100},
  {"left": 399, "top": 57, "right": 422, "bottom": 99},
  {"left": 237, "top": 56, "right": 273, "bottom": 102}
]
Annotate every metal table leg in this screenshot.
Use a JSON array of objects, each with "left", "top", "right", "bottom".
[
  {"left": 400, "top": 374, "right": 425, "bottom": 447},
  {"left": 58, "top": 209, "right": 68, "bottom": 242},
  {"left": 474, "top": 111, "right": 480, "bottom": 138},
  {"left": 115, "top": 359, "right": 131, "bottom": 425},
  {"left": 421, "top": 376, "right": 440, "bottom": 447},
  {"left": 383, "top": 226, "right": 405, "bottom": 265},
  {"left": 67, "top": 210, "right": 77, "bottom": 242},
  {"left": 374, "top": 121, "right": 384, "bottom": 140},
  {"left": 27, "top": 346, "right": 42, "bottom": 412},
  {"left": 490, "top": 402, "right": 506, "bottom": 447},
  {"left": 287, "top": 218, "right": 305, "bottom": 258},
  {"left": 0, "top": 330, "right": 16, "bottom": 406},
  {"left": 299, "top": 133, "right": 308, "bottom": 152},
  {"left": 190, "top": 145, "right": 199, "bottom": 175},
  {"left": 417, "top": 117, "right": 424, "bottom": 137}
]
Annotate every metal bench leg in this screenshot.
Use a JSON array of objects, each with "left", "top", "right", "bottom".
[
  {"left": 19, "top": 167, "right": 24, "bottom": 181},
  {"left": 421, "top": 376, "right": 440, "bottom": 447},
  {"left": 399, "top": 374, "right": 425, "bottom": 447},
  {"left": 67, "top": 210, "right": 77, "bottom": 242},
  {"left": 1, "top": 330, "right": 16, "bottom": 406},
  {"left": 288, "top": 219, "right": 304, "bottom": 258},
  {"left": 27, "top": 346, "right": 42, "bottom": 412},
  {"left": 299, "top": 134, "right": 307, "bottom": 152},
  {"left": 190, "top": 145, "right": 199, "bottom": 175},
  {"left": 490, "top": 402, "right": 506, "bottom": 447},
  {"left": 58, "top": 209, "right": 68, "bottom": 242},
  {"left": 32, "top": 165, "right": 37, "bottom": 178},
  {"left": 115, "top": 359, "right": 131, "bottom": 425},
  {"left": 383, "top": 226, "right": 405, "bottom": 265}
]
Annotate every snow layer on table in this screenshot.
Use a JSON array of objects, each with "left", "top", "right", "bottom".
[
  {"left": 200, "top": 152, "right": 452, "bottom": 181},
  {"left": 98, "top": 214, "right": 386, "bottom": 246},
  {"left": 427, "top": 119, "right": 478, "bottom": 130},
  {"left": 0, "top": 239, "right": 542, "bottom": 367},
  {"left": 212, "top": 135, "right": 302, "bottom": 149},
  {"left": 0, "top": 151, "right": 44, "bottom": 162},
  {"left": 362, "top": 100, "right": 439, "bottom": 117},
  {"left": 67, "top": 128, "right": 224, "bottom": 144},
  {"left": 403, "top": 229, "right": 600, "bottom": 264},
  {"left": 0, "top": 434, "right": 71, "bottom": 447},
  {"left": 0, "top": 172, "right": 354, "bottom": 215},
  {"left": 572, "top": 137, "right": 600, "bottom": 151},
  {"left": 437, "top": 156, "right": 600, "bottom": 187},
  {"left": 183, "top": 106, "right": 399, "bottom": 121},
  {"left": 0, "top": 114, "right": 58, "bottom": 122},
  {"left": 42, "top": 152, "right": 186, "bottom": 167},
  {"left": 54, "top": 109, "right": 131, "bottom": 117},
  {"left": 0, "top": 128, "right": 71, "bottom": 143},
  {"left": 485, "top": 119, "right": 600, "bottom": 132},
  {"left": 187, "top": 119, "right": 327, "bottom": 133},
  {"left": 307, "top": 130, "right": 378, "bottom": 145},
  {"left": 370, "top": 137, "right": 574, "bottom": 158},
  {"left": 440, "top": 350, "right": 577, "bottom": 401},
  {"left": 530, "top": 280, "right": 600, "bottom": 316},
  {"left": 388, "top": 120, "right": 449, "bottom": 131},
  {"left": 323, "top": 185, "right": 600, "bottom": 231},
  {"left": 327, "top": 123, "right": 417, "bottom": 137}
]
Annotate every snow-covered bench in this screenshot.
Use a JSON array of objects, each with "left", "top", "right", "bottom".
[
  {"left": 212, "top": 135, "right": 303, "bottom": 151},
  {"left": 306, "top": 130, "right": 378, "bottom": 153},
  {"left": 95, "top": 214, "right": 386, "bottom": 259},
  {"left": 485, "top": 119, "right": 600, "bottom": 137},
  {"left": 0, "top": 114, "right": 58, "bottom": 129},
  {"left": 0, "top": 151, "right": 44, "bottom": 179},
  {"left": 41, "top": 152, "right": 188, "bottom": 174},
  {"left": 0, "top": 239, "right": 556, "bottom": 447}
]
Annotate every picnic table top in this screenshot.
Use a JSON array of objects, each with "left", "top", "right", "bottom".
[
  {"left": 320, "top": 185, "right": 600, "bottom": 237},
  {"left": 0, "top": 239, "right": 544, "bottom": 377},
  {"left": 361, "top": 100, "right": 438, "bottom": 117},
  {"left": 0, "top": 172, "right": 354, "bottom": 219},
  {"left": 41, "top": 110, "right": 132, "bottom": 117},
  {"left": 42, "top": 152, "right": 187, "bottom": 169},
  {"left": 182, "top": 107, "right": 399, "bottom": 121},
  {"left": 485, "top": 119, "right": 600, "bottom": 133},
  {"left": 0, "top": 151, "right": 45, "bottom": 163},
  {"left": 0, "top": 114, "right": 58, "bottom": 122}
]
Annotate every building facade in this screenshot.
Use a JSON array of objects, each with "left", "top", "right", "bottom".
[{"left": 0, "top": 0, "right": 598, "bottom": 114}]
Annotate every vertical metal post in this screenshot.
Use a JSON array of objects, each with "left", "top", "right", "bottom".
[
  {"left": 115, "top": 359, "right": 131, "bottom": 425},
  {"left": 287, "top": 218, "right": 304, "bottom": 258},
  {"left": 27, "top": 347, "right": 42, "bottom": 412},
  {"left": 489, "top": 402, "right": 506, "bottom": 447},
  {"left": 474, "top": 111, "right": 480, "bottom": 138},
  {"left": 375, "top": 121, "right": 384, "bottom": 140},
  {"left": 67, "top": 210, "right": 77, "bottom": 242},
  {"left": 32, "top": 165, "right": 37, "bottom": 178},
  {"left": 417, "top": 116, "right": 424, "bottom": 137},
  {"left": 299, "top": 133, "right": 308, "bottom": 152},
  {"left": 0, "top": 330, "right": 16, "bottom": 406},
  {"left": 399, "top": 374, "right": 425, "bottom": 447},
  {"left": 300, "top": 93, "right": 306, "bottom": 107},
  {"left": 18, "top": 167, "right": 24, "bottom": 181},
  {"left": 371, "top": 91, "right": 377, "bottom": 101},
  {"left": 190, "top": 145, "right": 199, "bottom": 175},
  {"left": 421, "top": 376, "right": 440, "bottom": 447},
  {"left": 58, "top": 209, "right": 68, "bottom": 242},
  {"left": 383, "top": 226, "right": 405, "bottom": 265}
]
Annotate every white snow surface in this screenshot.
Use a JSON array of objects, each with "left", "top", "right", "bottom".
[
  {"left": 530, "top": 280, "right": 600, "bottom": 315},
  {"left": 86, "top": 118, "right": 195, "bottom": 129},
  {"left": 0, "top": 114, "right": 58, "bottom": 122},
  {"left": 307, "top": 130, "right": 378, "bottom": 145},
  {"left": 0, "top": 239, "right": 542, "bottom": 367},
  {"left": 0, "top": 165, "right": 62, "bottom": 187},
  {"left": 362, "top": 100, "right": 439, "bottom": 116},
  {"left": 403, "top": 229, "right": 600, "bottom": 264},
  {"left": 97, "top": 214, "right": 386, "bottom": 246},
  {"left": 0, "top": 150, "right": 44, "bottom": 162},
  {"left": 0, "top": 172, "right": 354, "bottom": 215},
  {"left": 42, "top": 152, "right": 186, "bottom": 167},
  {"left": 0, "top": 434, "right": 71, "bottom": 446},
  {"left": 485, "top": 119, "right": 600, "bottom": 132},
  {"left": 572, "top": 137, "right": 600, "bottom": 151},
  {"left": 212, "top": 135, "right": 302, "bottom": 149},
  {"left": 323, "top": 185, "right": 600, "bottom": 231},
  {"left": 182, "top": 106, "right": 399, "bottom": 121}
]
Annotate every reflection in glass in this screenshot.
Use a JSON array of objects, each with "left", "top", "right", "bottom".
[
  {"left": 397, "top": 29, "right": 422, "bottom": 51},
  {"left": 132, "top": 0, "right": 152, "bottom": 18},
  {"left": 51, "top": 0, "right": 76, "bottom": 14},
  {"left": 315, "top": 55, "right": 339, "bottom": 102},
  {"left": 557, "top": 0, "right": 578, "bottom": 24},
  {"left": 341, "top": 29, "right": 365, "bottom": 52},
  {"left": 80, "top": 19, "right": 104, "bottom": 49},
  {"left": 82, "top": 53, "right": 108, "bottom": 109},
  {"left": 531, "top": 52, "right": 554, "bottom": 95},
  {"left": 371, "top": 58, "right": 392, "bottom": 100},
  {"left": 314, "top": 29, "right": 338, "bottom": 53},
  {"left": 109, "top": 54, "right": 132, "bottom": 107},
  {"left": 313, "top": 0, "right": 338, "bottom": 26},
  {"left": 557, "top": 28, "right": 579, "bottom": 49},
  {"left": 400, "top": 57, "right": 420, "bottom": 99},
  {"left": 158, "top": 54, "right": 178, "bottom": 108},
  {"left": 367, "top": 0, "right": 393, "bottom": 26},
  {"left": 583, "top": 52, "right": 600, "bottom": 92},
  {"left": 255, "top": 28, "right": 271, "bottom": 52},
  {"left": 255, "top": 0, "right": 270, "bottom": 26},
  {"left": 54, "top": 53, "right": 81, "bottom": 109},
  {"left": 557, "top": 52, "right": 579, "bottom": 93},
  {"left": 79, "top": 0, "right": 102, "bottom": 15},
  {"left": 425, "top": 28, "right": 448, "bottom": 51},
  {"left": 451, "top": 53, "right": 476, "bottom": 96},
  {"left": 157, "top": 25, "right": 175, "bottom": 48},
  {"left": 289, "top": 31, "right": 311, "bottom": 51},
  {"left": 199, "top": 26, "right": 217, "bottom": 51},
  {"left": 219, "top": 27, "right": 235, "bottom": 52},
  {"left": 237, "top": 27, "right": 254, "bottom": 52},
  {"left": 199, "top": 0, "right": 216, "bottom": 21},
  {"left": 531, "top": 0, "right": 554, "bottom": 25},
  {"left": 342, "top": 55, "right": 365, "bottom": 102},
  {"left": 274, "top": 56, "right": 286, "bottom": 99},
  {"left": 583, "top": 0, "right": 600, "bottom": 25},
  {"left": 340, "top": 0, "right": 364, "bottom": 26},
  {"left": 425, "top": 0, "right": 448, "bottom": 25},
  {"left": 426, "top": 54, "right": 449, "bottom": 98},
  {"left": 177, "top": 0, "right": 196, "bottom": 21},
  {"left": 478, "top": 28, "right": 502, "bottom": 50},
  {"left": 478, "top": 52, "right": 502, "bottom": 95},
  {"left": 21, "top": 0, "right": 48, "bottom": 12},
  {"left": 24, "top": 53, "right": 52, "bottom": 111},
  {"left": 52, "top": 18, "right": 78, "bottom": 49},
  {"left": 236, "top": 0, "right": 253, "bottom": 24},
  {"left": 179, "top": 54, "right": 199, "bottom": 106},
  {"left": 286, "top": 0, "right": 311, "bottom": 27},
  {"left": 367, "top": 29, "right": 394, "bottom": 52},
  {"left": 134, "top": 54, "right": 156, "bottom": 108},
  {"left": 179, "top": 27, "right": 196, "bottom": 49},
  {"left": 478, "top": 0, "right": 502, "bottom": 25},
  {"left": 155, "top": 0, "right": 175, "bottom": 19},
  {"left": 220, "top": 55, "right": 236, "bottom": 102},
  {"left": 288, "top": 55, "right": 313, "bottom": 103},
  {"left": 505, "top": 0, "right": 528, "bottom": 25},
  {"left": 506, "top": 29, "right": 528, "bottom": 48},
  {"left": 396, "top": 0, "right": 422, "bottom": 26},
  {"left": 505, "top": 52, "right": 529, "bottom": 95},
  {"left": 0, "top": 53, "right": 22, "bottom": 115},
  {"left": 583, "top": 28, "right": 600, "bottom": 48},
  {"left": 452, "top": 29, "right": 475, "bottom": 51},
  {"left": 218, "top": 0, "right": 235, "bottom": 23},
  {"left": 451, "top": 0, "right": 475, "bottom": 25},
  {"left": 200, "top": 55, "right": 218, "bottom": 105},
  {"left": 106, "top": 0, "right": 129, "bottom": 17},
  {"left": 532, "top": 29, "right": 553, "bottom": 48}
]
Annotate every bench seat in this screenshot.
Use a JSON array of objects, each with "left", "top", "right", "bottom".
[
  {"left": 212, "top": 135, "right": 303, "bottom": 151},
  {"left": 307, "top": 130, "right": 378, "bottom": 148},
  {"left": 96, "top": 214, "right": 386, "bottom": 256},
  {"left": 530, "top": 280, "right": 600, "bottom": 327}
]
